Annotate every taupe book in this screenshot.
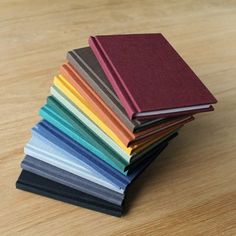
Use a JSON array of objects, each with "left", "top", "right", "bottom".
[{"left": 67, "top": 47, "right": 165, "bottom": 133}]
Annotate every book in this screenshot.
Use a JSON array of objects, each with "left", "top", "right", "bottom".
[
  {"left": 16, "top": 170, "right": 123, "bottom": 217},
  {"left": 21, "top": 155, "right": 124, "bottom": 205},
  {"left": 89, "top": 33, "right": 217, "bottom": 119}
]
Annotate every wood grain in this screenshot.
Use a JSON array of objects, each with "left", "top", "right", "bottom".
[{"left": 0, "top": 0, "right": 236, "bottom": 235}]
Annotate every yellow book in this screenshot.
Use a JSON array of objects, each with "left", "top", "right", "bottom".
[{"left": 54, "top": 75, "right": 134, "bottom": 154}]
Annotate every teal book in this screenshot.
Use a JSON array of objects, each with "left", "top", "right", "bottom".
[{"left": 39, "top": 100, "right": 128, "bottom": 174}]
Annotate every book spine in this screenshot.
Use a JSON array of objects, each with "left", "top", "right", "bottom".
[
  {"left": 88, "top": 36, "right": 139, "bottom": 120},
  {"left": 67, "top": 53, "right": 136, "bottom": 132},
  {"left": 60, "top": 64, "right": 134, "bottom": 142}
]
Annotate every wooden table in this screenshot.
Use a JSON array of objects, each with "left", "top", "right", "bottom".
[{"left": 0, "top": 1, "right": 235, "bottom": 235}]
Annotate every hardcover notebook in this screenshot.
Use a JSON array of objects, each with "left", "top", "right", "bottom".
[
  {"left": 16, "top": 170, "right": 123, "bottom": 217},
  {"left": 21, "top": 155, "right": 125, "bottom": 205},
  {"left": 89, "top": 33, "right": 217, "bottom": 119}
]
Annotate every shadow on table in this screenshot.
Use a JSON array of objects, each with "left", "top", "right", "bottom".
[
  {"left": 124, "top": 137, "right": 184, "bottom": 215},
  {"left": 124, "top": 116, "right": 218, "bottom": 215}
]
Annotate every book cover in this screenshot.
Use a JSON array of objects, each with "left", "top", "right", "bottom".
[{"left": 89, "top": 33, "right": 217, "bottom": 119}]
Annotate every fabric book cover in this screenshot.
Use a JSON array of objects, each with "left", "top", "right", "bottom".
[
  {"left": 21, "top": 155, "right": 124, "bottom": 205},
  {"left": 89, "top": 33, "right": 217, "bottom": 119},
  {"left": 16, "top": 171, "right": 123, "bottom": 217}
]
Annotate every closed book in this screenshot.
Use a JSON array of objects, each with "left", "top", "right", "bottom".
[
  {"left": 89, "top": 33, "right": 217, "bottom": 119},
  {"left": 21, "top": 155, "right": 125, "bottom": 205},
  {"left": 16, "top": 170, "right": 123, "bottom": 217}
]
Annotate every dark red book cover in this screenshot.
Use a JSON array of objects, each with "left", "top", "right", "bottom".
[{"left": 89, "top": 33, "right": 217, "bottom": 119}]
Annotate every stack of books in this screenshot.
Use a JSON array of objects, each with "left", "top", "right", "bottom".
[{"left": 16, "top": 33, "right": 217, "bottom": 217}]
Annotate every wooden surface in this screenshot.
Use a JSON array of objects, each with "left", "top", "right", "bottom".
[{"left": 0, "top": 0, "right": 236, "bottom": 235}]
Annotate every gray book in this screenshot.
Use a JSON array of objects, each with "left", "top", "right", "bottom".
[
  {"left": 67, "top": 47, "right": 164, "bottom": 133},
  {"left": 21, "top": 155, "right": 124, "bottom": 206}
]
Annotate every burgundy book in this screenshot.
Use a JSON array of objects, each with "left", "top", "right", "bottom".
[{"left": 89, "top": 33, "right": 217, "bottom": 119}]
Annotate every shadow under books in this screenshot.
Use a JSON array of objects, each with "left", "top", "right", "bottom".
[{"left": 124, "top": 118, "right": 216, "bottom": 215}]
